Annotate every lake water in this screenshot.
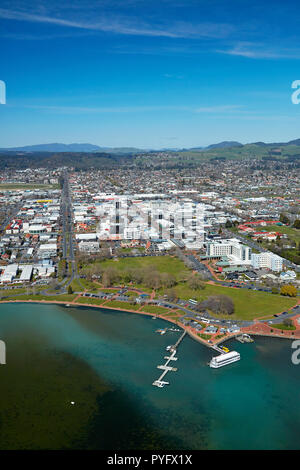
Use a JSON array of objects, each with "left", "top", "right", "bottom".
[{"left": 0, "top": 302, "right": 299, "bottom": 450}]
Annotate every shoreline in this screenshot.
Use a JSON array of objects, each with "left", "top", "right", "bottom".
[
  {"left": 1, "top": 298, "right": 212, "bottom": 348},
  {"left": 3, "top": 298, "right": 300, "bottom": 349}
]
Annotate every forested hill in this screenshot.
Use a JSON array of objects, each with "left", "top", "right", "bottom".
[
  {"left": 0, "top": 151, "right": 134, "bottom": 170},
  {"left": 1, "top": 140, "right": 300, "bottom": 170}
]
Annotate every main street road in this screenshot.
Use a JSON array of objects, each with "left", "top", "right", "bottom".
[{"left": 59, "top": 171, "right": 82, "bottom": 291}]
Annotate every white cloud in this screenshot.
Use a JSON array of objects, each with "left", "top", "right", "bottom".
[
  {"left": 217, "top": 42, "right": 300, "bottom": 59},
  {"left": 8, "top": 103, "right": 244, "bottom": 115},
  {"left": 0, "top": 7, "right": 233, "bottom": 39},
  {"left": 195, "top": 105, "right": 242, "bottom": 113}
]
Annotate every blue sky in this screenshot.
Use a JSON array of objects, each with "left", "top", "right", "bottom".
[{"left": 1, "top": 0, "right": 300, "bottom": 148}]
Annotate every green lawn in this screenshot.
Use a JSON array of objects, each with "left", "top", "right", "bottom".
[
  {"left": 0, "top": 288, "right": 27, "bottom": 296},
  {"left": 75, "top": 297, "right": 106, "bottom": 306},
  {"left": 271, "top": 323, "right": 296, "bottom": 331},
  {"left": 173, "top": 283, "right": 296, "bottom": 320},
  {"left": 198, "top": 333, "right": 212, "bottom": 340},
  {"left": 162, "top": 312, "right": 181, "bottom": 319},
  {"left": 140, "top": 305, "right": 170, "bottom": 315},
  {"left": 1, "top": 294, "right": 76, "bottom": 302},
  {"left": 129, "top": 284, "right": 153, "bottom": 293},
  {"left": 78, "top": 278, "right": 98, "bottom": 291},
  {"left": 259, "top": 225, "right": 300, "bottom": 243},
  {"left": 105, "top": 300, "right": 141, "bottom": 310},
  {"left": 70, "top": 278, "right": 84, "bottom": 292},
  {"left": 99, "top": 288, "right": 119, "bottom": 294},
  {"left": 86, "top": 256, "right": 188, "bottom": 281}
]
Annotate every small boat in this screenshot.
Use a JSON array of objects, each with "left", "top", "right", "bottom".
[
  {"left": 66, "top": 304, "right": 71, "bottom": 307},
  {"left": 156, "top": 328, "right": 167, "bottom": 335}
]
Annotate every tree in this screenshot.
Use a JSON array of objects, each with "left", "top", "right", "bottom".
[
  {"left": 160, "top": 272, "right": 176, "bottom": 288},
  {"left": 101, "top": 267, "right": 120, "bottom": 287},
  {"left": 280, "top": 284, "right": 297, "bottom": 297},
  {"left": 200, "top": 295, "right": 234, "bottom": 315},
  {"left": 225, "top": 220, "right": 232, "bottom": 228},
  {"left": 279, "top": 213, "right": 290, "bottom": 225},
  {"left": 293, "top": 219, "right": 300, "bottom": 229},
  {"left": 144, "top": 270, "right": 161, "bottom": 290},
  {"left": 187, "top": 274, "right": 205, "bottom": 290},
  {"left": 165, "top": 288, "right": 177, "bottom": 302},
  {"left": 271, "top": 287, "right": 279, "bottom": 295},
  {"left": 49, "top": 279, "right": 59, "bottom": 290},
  {"left": 283, "top": 318, "right": 293, "bottom": 328},
  {"left": 68, "top": 285, "right": 73, "bottom": 294},
  {"left": 127, "top": 267, "right": 144, "bottom": 285}
]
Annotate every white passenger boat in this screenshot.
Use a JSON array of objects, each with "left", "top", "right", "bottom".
[{"left": 209, "top": 351, "right": 240, "bottom": 368}]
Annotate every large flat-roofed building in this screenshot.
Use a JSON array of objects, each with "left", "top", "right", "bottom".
[
  {"left": 78, "top": 241, "right": 100, "bottom": 253},
  {"left": 206, "top": 238, "right": 252, "bottom": 265},
  {"left": 251, "top": 252, "right": 283, "bottom": 272},
  {"left": 38, "top": 243, "right": 57, "bottom": 258},
  {"left": 0, "top": 264, "right": 18, "bottom": 283},
  {"left": 75, "top": 233, "right": 98, "bottom": 241},
  {"left": 20, "top": 265, "right": 33, "bottom": 282},
  {"left": 28, "top": 224, "right": 47, "bottom": 234}
]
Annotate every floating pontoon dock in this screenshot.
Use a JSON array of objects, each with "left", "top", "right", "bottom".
[{"left": 152, "top": 330, "right": 186, "bottom": 388}]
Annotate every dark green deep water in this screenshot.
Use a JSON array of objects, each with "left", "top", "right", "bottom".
[{"left": 0, "top": 302, "right": 299, "bottom": 450}]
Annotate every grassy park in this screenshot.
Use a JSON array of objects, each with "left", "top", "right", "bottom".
[
  {"left": 173, "top": 283, "right": 296, "bottom": 320},
  {"left": 91, "top": 255, "right": 188, "bottom": 280},
  {"left": 0, "top": 284, "right": 296, "bottom": 321},
  {"left": 260, "top": 225, "right": 300, "bottom": 244},
  {"left": 0, "top": 254, "right": 297, "bottom": 322},
  {"left": 76, "top": 255, "right": 298, "bottom": 320}
]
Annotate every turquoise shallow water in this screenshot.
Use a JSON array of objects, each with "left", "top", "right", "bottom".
[{"left": 0, "top": 302, "right": 299, "bottom": 449}]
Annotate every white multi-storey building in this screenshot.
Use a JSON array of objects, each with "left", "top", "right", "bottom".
[
  {"left": 206, "top": 238, "right": 252, "bottom": 265},
  {"left": 251, "top": 252, "right": 283, "bottom": 272}
]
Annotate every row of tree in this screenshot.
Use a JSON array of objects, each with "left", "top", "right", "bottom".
[
  {"left": 195, "top": 295, "right": 235, "bottom": 315},
  {"left": 81, "top": 262, "right": 208, "bottom": 291}
]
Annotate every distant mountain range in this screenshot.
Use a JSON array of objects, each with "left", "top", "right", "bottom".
[
  {"left": 1, "top": 138, "right": 300, "bottom": 153},
  {"left": 0, "top": 143, "right": 143, "bottom": 154}
]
